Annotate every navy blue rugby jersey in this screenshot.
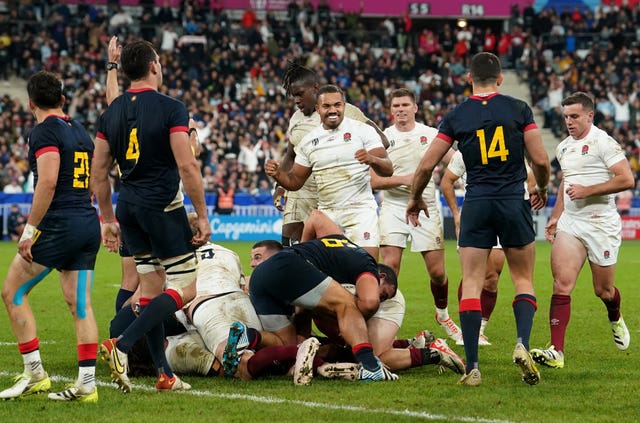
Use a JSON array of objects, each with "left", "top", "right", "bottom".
[
  {"left": 437, "top": 93, "right": 536, "bottom": 201},
  {"left": 96, "top": 88, "right": 189, "bottom": 209},
  {"left": 28, "top": 115, "right": 95, "bottom": 212},
  {"left": 291, "top": 234, "right": 379, "bottom": 285}
]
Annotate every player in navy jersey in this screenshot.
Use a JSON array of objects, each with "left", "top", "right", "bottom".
[
  {"left": 91, "top": 39, "right": 210, "bottom": 393},
  {"left": 0, "top": 71, "right": 101, "bottom": 402},
  {"left": 407, "top": 52, "right": 550, "bottom": 387},
  {"left": 226, "top": 210, "right": 398, "bottom": 382}
]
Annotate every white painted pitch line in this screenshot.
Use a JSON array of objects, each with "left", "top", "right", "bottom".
[
  {"left": 0, "top": 371, "right": 517, "bottom": 423},
  {"left": 0, "top": 340, "right": 56, "bottom": 346}
]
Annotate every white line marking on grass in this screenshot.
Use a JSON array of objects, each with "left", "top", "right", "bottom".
[{"left": 0, "top": 371, "right": 516, "bottom": 423}]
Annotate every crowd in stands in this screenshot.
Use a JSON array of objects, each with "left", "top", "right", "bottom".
[{"left": 0, "top": 1, "right": 639, "bottom": 203}]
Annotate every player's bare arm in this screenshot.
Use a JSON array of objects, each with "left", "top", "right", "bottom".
[
  {"left": 170, "top": 131, "right": 211, "bottom": 246},
  {"left": 406, "top": 137, "right": 451, "bottom": 225},
  {"left": 91, "top": 137, "right": 121, "bottom": 252},
  {"left": 369, "top": 170, "right": 413, "bottom": 190},
  {"left": 355, "top": 272, "right": 381, "bottom": 319},
  {"left": 300, "top": 210, "right": 343, "bottom": 241},
  {"left": 440, "top": 168, "right": 461, "bottom": 238},
  {"left": 523, "top": 127, "right": 550, "bottom": 208},
  {"left": 365, "top": 119, "right": 390, "bottom": 149},
  {"left": 265, "top": 159, "right": 312, "bottom": 191},
  {"left": 566, "top": 159, "right": 634, "bottom": 200},
  {"left": 271, "top": 143, "right": 296, "bottom": 210},
  {"left": 355, "top": 146, "right": 393, "bottom": 176},
  {"left": 19, "top": 151, "right": 60, "bottom": 262}
]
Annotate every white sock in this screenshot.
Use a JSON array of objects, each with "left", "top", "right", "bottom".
[
  {"left": 78, "top": 366, "right": 96, "bottom": 390},
  {"left": 436, "top": 307, "right": 449, "bottom": 321},
  {"left": 22, "top": 350, "right": 44, "bottom": 376},
  {"left": 480, "top": 319, "right": 489, "bottom": 335}
]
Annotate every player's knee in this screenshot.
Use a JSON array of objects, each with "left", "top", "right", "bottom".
[
  {"left": 134, "top": 254, "right": 163, "bottom": 275},
  {"left": 161, "top": 252, "right": 197, "bottom": 293}
]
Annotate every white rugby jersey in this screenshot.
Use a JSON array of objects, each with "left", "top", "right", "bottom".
[
  {"left": 383, "top": 122, "right": 439, "bottom": 208},
  {"left": 556, "top": 125, "right": 626, "bottom": 216},
  {"left": 194, "top": 242, "right": 244, "bottom": 297},
  {"left": 296, "top": 116, "right": 383, "bottom": 209},
  {"left": 287, "top": 104, "right": 367, "bottom": 197}
]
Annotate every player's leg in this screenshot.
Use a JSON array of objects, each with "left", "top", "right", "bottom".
[
  {"left": 0, "top": 256, "right": 52, "bottom": 399},
  {"left": 530, "top": 230, "right": 584, "bottom": 370},
  {"left": 379, "top": 245, "right": 403, "bottom": 276},
  {"left": 458, "top": 246, "right": 490, "bottom": 376},
  {"left": 479, "top": 247, "right": 504, "bottom": 343},
  {"left": 590, "top": 262, "right": 629, "bottom": 350},
  {"left": 47, "top": 269, "right": 99, "bottom": 402}
]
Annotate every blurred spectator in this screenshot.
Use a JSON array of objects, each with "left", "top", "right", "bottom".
[
  {"left": 616, "top": 189, "right": 633, "bottom": 216},
  {"left": 7, "top": 203, "right": 26, "bottom": 241},
  {"left": 3, "top": 177, "right": 23, "bottom": 194}
]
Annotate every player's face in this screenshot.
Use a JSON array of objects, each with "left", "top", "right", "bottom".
[
  {"left": 153, "top": 54, "right": 163, "bottom": 88},
  {"left": 317, "top": 92, "right": 345, "bottom": 130},
  {"left": 562, "top": 103, "right": 593, "bottom": 140},
  {"left": 250, "top": 246, "right": 274, "bottom": 268},
  {"left": 289, "top": 81, "right": 317, "bottom": 116},
  {"left": 378, "top": 281, "right": 396, "bottom": 302},
  {"left": 390, "top": 95, "right": 418, "bottom": 126}
]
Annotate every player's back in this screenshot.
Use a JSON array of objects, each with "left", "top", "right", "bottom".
[
  {"left": 291, "top": 235, "right": 378, "bottom": 285},
  {"left": 441, "top": 94, "right": 532, "bottom": 201},
  {"left": 97, "top": 88, "right": 189, "bottom": 209},
  {"left": 29, "top": 115, "right": 95, "bottom": 212},
  {"left": 195, "top": 242, "right": 244, "bottom": 296}
]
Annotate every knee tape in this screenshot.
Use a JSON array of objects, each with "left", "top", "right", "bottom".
[
  {"left": 134, "top": 254, "right": 163, "bottom": 275},
  {"left": 161, "top": 252, "right": 197, "bottom": 290}
]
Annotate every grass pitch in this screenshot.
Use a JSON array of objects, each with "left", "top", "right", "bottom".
[{"left": 0, "top": 240, "right": 638, "bottom": 422}]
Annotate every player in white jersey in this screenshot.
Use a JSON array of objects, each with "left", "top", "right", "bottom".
[
  {"left": 441, "top": 150, "right": 505, "bottom": 346},
  {"left": 275, "top": 61, "right": 388, "bottom": 246},
  {"left": 531, "top": 92, "right": 634, "bottom": 369},
  {"left": 266, "top": 84, "right": 393, "bottom": 259},
  {"left": 371, "top": 88, "right": 462, "bottom": 344}
]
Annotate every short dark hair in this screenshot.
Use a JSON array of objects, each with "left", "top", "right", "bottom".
[
  {"left": 282, "top": 59, "right": 319, "bottom": 95},
  {"left": 121, "top": 40, "right": 158, "bottom": 81},
  {"left": 561, "top": 91, "right": 595, "bottom": 112},
  {"left": 317, "top": 84, "right": 345, "bottom": 101},
  {"left": 470, "top": 52, "right": 502, "bottom": 86},
  {"left": 389, "top": 87, "right": 416, "bottom": 103},
  {"left": 378, "top": 262, "right": 398, "bottom": 297},
  {"left": 252, "top": 240, "right": 284, "bottom": 252},
  {"left": 27, "top": 71, "right": 63, "bottom": 109}
]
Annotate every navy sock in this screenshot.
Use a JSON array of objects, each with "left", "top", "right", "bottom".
[
  {"left": 115, "top": 288, "right": 135, "bottom": 312},
  {"left": 109, "top": 305, "right": 137, "bottom": 338},
  {"left": 459, "top": 310, "right": 482, "bottom": 373},
  {"left": 353, "top": 343, "right": 378, "bottom": 371},
  {"left": 117, "top": 293, "right": 179, "bottom": 353},
  {"left": 513, "top": 294, "right": 537, "bottom": 350},
  {"left": 145, "top": 323, "right": 173, "bottom": 378}
]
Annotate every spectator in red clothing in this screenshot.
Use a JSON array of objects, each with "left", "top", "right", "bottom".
[
  {"left": 483, "top": 28, "right": 496, "bottom": 53},
  {"left": 497, "top": 32, "right": 511, "bottom": 66},
  {"left": 241, "top": 7, "right": 258, "bottom": 31}
]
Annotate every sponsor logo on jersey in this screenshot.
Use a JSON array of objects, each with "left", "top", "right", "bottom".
[
  {"left": 312, "top": 138, "right": 319, "bottom": 146},
  {"left": 389, "top": 139, "right": 396, "bottom": 147},
  {"left": 420, "top": 136, "right": 428, "bottom": 145},
  {"left": 343, "top": 132, "right": 351, "bottom": 142},
  {"left": 581, "top": 145, "right": 589, "bottom": 155}
]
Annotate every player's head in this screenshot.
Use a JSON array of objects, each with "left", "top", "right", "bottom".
[
  {"left": 282, "top": 59, "right": 320, "bottom": 116},
  {"left": 389, "top": 88, "right": 418, "bottom": 126},
  {"left": 469, "top": 52, "right": 502, "bottom": 87},
  {"left": 121, "top": 40, "right": 162, "bottom": 87},
  {"left": 27, "top": 71, "right": 64, "bottom": 111},
  {"left": 561, "top": 91, "right": 595, "bottom": 139},
  {"left": 377, "top": 263, "right": 398, "bottom": 301},
  {"left": 251, "top": 239, "right": 283, "bottom": 268},
  {"left": 317, "top": 84, "right": 346, "bottom": 130}
]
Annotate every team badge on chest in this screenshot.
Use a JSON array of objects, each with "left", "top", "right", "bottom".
[
  {"left": 420, "top": 136, "right": 428, "bottom": 145},
  {"left": 581, "top": 145, "right": 589, "bottom": 155},
  {"left": 343, "top": 132, "right": 351, "bottom": 142}
]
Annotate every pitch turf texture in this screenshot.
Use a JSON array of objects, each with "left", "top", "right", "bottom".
[{"left": 0, "top": 240, "right": 638, "bottom": 422}]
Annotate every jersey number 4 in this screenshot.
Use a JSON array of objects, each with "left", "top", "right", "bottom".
[
  {"left": 126, "top": 128, "right": 140, "bottom": 162},
  {"left": 476, "top": 126, "right": 509, "bottom": 165}
]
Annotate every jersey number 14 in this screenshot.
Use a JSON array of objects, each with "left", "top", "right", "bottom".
[{"left": 476, "top": 126, "right": 509, "bottom": 165}]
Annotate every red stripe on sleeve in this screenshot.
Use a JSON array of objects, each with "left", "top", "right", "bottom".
[
  {"left": 524, "top": 123, "right": 538, "bottom": 132},
  {"left": 170, "top": 126, "right": 189, "bottom": 134},
  {"left": 437, "top": 132, "right": 454, "bottom": 144},
  {"left": 35, "top": 146, "right": 59, "bottom": 158}
]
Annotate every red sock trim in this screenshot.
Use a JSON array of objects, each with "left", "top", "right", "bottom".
[
  {"left": 351, "top": 343, "right": 372, "bottom": 354},
  {"left": 459, "top": 298, "right": 481, "bottom": 312},
  {"left": 165, "top": 288, "right": 183, "bottom": 309},
  {"left": 139, "top": 297, "right": 151, "bottom": 307},
  {"left": 18, "top": 338, "right": 39, "bottom": 354},
  {"left": 78, "top": 343, "right": 98, "bottom": 361},
  {"left": 512, "top": 297, "right": 538, "bottom": 311}
]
